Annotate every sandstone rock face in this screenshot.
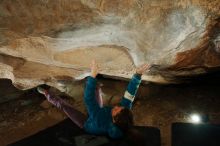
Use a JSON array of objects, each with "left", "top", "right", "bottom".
[{"left": 0, "top": 0, "right": 220, "bottom": 89}]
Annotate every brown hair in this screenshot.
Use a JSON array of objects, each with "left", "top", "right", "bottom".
[{"left": 113, "top": 108, "right": 134, "bottom": 132}]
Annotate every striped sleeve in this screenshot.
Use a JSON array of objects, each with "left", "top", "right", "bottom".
[{"left": 120, "top": 73, "right": 142, "bottom": 109}]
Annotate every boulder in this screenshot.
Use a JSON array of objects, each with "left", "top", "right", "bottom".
[{"left": 0, "top": 0, "right": 219, "bottom": 89}]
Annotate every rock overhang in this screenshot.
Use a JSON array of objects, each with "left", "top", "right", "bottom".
[{"left": 0, "top": 0, "right": 220, "bottom": 90}]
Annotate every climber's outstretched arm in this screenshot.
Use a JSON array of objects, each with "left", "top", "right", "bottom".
[
  {"left": 84, "top": 60, "right": 100, "bottom": 116},
  {"left": 120, "top": 64, "right": 150, "bottom": 109}
]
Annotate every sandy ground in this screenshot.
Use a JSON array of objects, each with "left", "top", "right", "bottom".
[{"left": 0, "top": 77, "right": 220, "bottom": 146}]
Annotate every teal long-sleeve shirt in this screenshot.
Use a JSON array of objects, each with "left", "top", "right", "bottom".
[{"left": 83, "top": 74, "right": 142, "bottom": 139}]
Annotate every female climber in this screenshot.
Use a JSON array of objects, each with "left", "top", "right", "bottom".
[{"left": 37, "top": 60, "right": 150, "bottom": 139}]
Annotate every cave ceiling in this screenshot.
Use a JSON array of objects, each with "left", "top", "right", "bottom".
[{"left": 0, "top": 0, "right": 219, "bottom": 89}]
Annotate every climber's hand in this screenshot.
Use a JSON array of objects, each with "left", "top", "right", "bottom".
[
  {"left": 136, "top": 64, "right": 150, "bottom": 75},
  {"left": 90, "top": 60, "right": 99, "bottom": 78}
]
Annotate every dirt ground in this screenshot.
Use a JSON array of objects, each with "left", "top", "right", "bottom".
[{"left": 0, "top": 76, "right": 220, "bottom": 146}]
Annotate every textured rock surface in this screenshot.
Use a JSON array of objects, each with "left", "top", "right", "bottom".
[{"left": 0, "top": 0, "right": 220, "bottom": 89}]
